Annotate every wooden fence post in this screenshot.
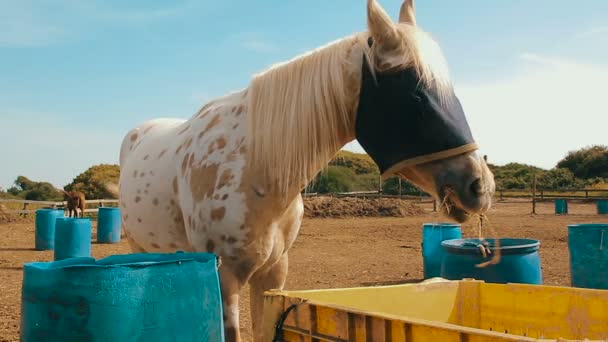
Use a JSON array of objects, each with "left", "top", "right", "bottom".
[
  {"left": 398, "top": 178, "right": 402, "bottom": 197},
  {"left": 532, "top": 174, "right": 537, "bottom": 214}
]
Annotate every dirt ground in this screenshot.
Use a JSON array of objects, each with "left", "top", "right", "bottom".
[{"left": 0, "top": 201, "right": 605, "bottom": 341}]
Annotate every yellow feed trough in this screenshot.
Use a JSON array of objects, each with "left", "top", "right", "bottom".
[{"left": 263, "top": 278, "right": 608, "bottom": 341}]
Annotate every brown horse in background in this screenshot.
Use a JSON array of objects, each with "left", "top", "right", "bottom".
[{"left": 61, "top": 190, "right": 86, "bottom": 218}]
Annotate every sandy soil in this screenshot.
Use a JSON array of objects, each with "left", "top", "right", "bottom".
[{"left": 0, "top": 201, "right": 604, "bottom": 341}]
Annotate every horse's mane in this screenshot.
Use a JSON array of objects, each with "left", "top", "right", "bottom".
[{"left": 246, "top": 24, "right": 452, "bottom": 194}]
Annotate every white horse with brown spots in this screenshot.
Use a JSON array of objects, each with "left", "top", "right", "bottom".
[{"left": 114, "top": 1, "right": 495, "bottom": 341}]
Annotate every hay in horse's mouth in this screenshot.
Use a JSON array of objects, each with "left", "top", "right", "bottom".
[
  {"left": 439, "top": 185, "right": 469, "bottom": 223},
  {"left": 441, "top": 189, "right": 502, "bottom": 268}
]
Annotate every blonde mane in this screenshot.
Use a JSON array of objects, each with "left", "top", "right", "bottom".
[{"left": 246, "top": 24, "right": 452, "bottom": 195}]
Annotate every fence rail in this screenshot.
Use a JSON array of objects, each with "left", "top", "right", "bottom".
[
  {"left": 0, "top": 198, "right": 119, "bottom": 215},
  {"left": 1, "top": 187, "right": 606, "bottom": 215}
]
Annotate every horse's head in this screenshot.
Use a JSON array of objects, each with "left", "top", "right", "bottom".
[{"left": 356, "top": 0, "right": 495, "bottom": 222}]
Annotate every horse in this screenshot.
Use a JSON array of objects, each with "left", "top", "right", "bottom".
[
  {"left": 61, "top": 190, "right": 86, "bottom": 218},
  {"left": 114, "top": 1, "right": 495, "bottom": 340}
]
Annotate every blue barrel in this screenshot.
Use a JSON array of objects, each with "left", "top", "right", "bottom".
[
  {"left": 568, "top": 223, "right": 608, "bottom": 289},
  {"left": 20, "top": 252, "right": 224, "bottom": 341},
  {"left": 440, "top": 238, "right": 542, "bottom": 284},
  {"left": 35, "top": 209, "right": 64, "bottom": 250},
  {"left": 421, "top": 223, "right": 462, "bottom": 278},
  {"left": 597, "top": 200, "right": 608, "bottom": 215},
  {"left": 54, "top": 218, "right": 92, "bottom": 261},
  {"left": 97, "top": 207, "right": 121, "bottom": 243},
  {"left": 555, "top": 199, "right": 568, "bottom": 214}
]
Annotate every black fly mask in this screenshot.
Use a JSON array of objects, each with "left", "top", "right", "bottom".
[{"left": 355, "top": 39, "right": 478, "bottom": 179}]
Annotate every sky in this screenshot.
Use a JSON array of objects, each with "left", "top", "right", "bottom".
[{"left": 1, "top": 0, "right": 608, "bottom": 190}]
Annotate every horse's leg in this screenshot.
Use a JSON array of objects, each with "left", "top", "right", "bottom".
[
  {"left": 218, "top": 266, "right": 246, "bottom": 342},
  {"left": 249, "top": 254, "right": 288, "bottom": 342}
]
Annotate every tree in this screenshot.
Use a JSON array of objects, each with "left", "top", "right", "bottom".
[
  {"left": 64, "top": 164, "right": 120, "bottom": 199},
  {"left": 381, "top": 177, "right": 425, "bottom": 196},
  {"left": 538, "top": 168, "right": 583, "bottom": 189},
  {"left": 487, "top": 163, "right": 545, "bottom": 189},
  {"left": 308, "top": 166, "right": 356, "bottom": 193},
  {"left": 329, "top": 151, "right": 379, "bottom": 174},
  {"left": 557, "top": 145, "right": 608, "bottom": 179},
  {"left": 5, "top": 176, "right": 63, "bottom": 201}
]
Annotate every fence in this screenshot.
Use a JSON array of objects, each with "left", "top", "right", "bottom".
[
  {"left": 0, "top": 198, "right": 119, "bottom": 216},
  {"left": 2, "top": 186, "right": 606, "bottom": 216}
]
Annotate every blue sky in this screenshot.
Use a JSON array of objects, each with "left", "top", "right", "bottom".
[{"left": 1, "top": 0, "right": 608, "bottom": 189}]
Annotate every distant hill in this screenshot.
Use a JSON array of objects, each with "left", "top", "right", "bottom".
[
  {"left": 306, "top": 145, "right": 608, "bottom": 193},
  {"left": 2, "top": 146, "right": 607, "bottom": 201}
]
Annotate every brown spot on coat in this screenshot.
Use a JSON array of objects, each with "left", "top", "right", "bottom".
[
  {"left": 137, "top": 217, "right": 142, "bottom": 223},
  {"left": 181, "top": 153, "right": 190, "bottom": 175},
  {"left": 158, "top": 149, "right": 167, "bottom": 159},
  {"left": 227, "top": 236, "right": 237, "bottom": 244},
  {"left": 169, "top": 242, "right": 178, "bottom": 249},
  {"left": 217, "top": 169, "right": 233, "bottom": 189},
  {"left": 190, "top": 164, "right": 219, "bottom": 201},
  {"left": 216, "top": 137, "right": 226, "bottom": 149},
  {"left": 206, "top": 239, "right": 215, "bottom": 252},
  {"left": 140, "top": 172, "right": 145, "bottom": 178},
  {"left": 130, "top": 133, "right": 138, "bottom": 142},
  {"left": 133, "top": 170, "right": 138, "bottom": 178},
  {"left": 188, "top": 153, "right": 194, "bottom": 168},
  {"left": 135, "top": 196, "right": 141, "bottom": 203},
  {"left": 207, "top": 143, "right": 217, "bottom": 155},
  {"left": 211, "top": 207, "right": 226, "bottom": 221},
  {"left": 222, "top": 194, "right": 229, "bottom": 200},
  {"left": 232, "top": 124, "right": 239, "bottom": 130},
  {"left": 196, "top": 102, "right": 214, "bottom": 118},
  {"left": 183, "top": 137, "right": 193, "bottom": 150},
  {"left": 152, "top": 198, "right": 159, "bottom": 206},
  {"left": 235, "top": 105, "right": 244, "bottom": 115},
  {"left": 148, "top": 232, "right": 155, "bottom": 237},
  {"left": 201, "top": 114, "right": 221, "bottom": 137},
  {"left": 177, "top": 124, "right": 190, "bottom": 135},
  {"left": 143, "top": 154, "right": 149, "bottom": 160},
  {"left": 151, "top": 242, "right": 161, "bottom": 249}
]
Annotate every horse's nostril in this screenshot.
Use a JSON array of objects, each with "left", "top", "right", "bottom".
[{"left": 470, "top": 178, "right": 483, "bottom": 197}]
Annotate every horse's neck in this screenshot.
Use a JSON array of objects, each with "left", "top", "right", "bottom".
[{"left": 241, "top": 36, "right": 363, "bottom": 205}]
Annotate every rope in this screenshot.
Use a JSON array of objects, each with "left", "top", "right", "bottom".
[{"left": 272, "top": 304, "right": 299, "bottom": 342}]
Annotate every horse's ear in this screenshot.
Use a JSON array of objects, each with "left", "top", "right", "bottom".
[
  {"left": 367, "top": 0, "right": 400, "bottom": 49},
  {"left": 483, "top": 155, "right": 488, "bottom": 162},
  {"left": 398, "top": 0, "right": 416, "bottom": 25}
]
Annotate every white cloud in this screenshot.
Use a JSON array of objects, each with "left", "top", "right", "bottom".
[{"left": 343, "top": 53, "right": 608, "bottom": 170}]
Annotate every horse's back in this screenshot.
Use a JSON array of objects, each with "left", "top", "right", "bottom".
[{"left": 119, "top": 118, "right": 186, "bottom": 166}]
